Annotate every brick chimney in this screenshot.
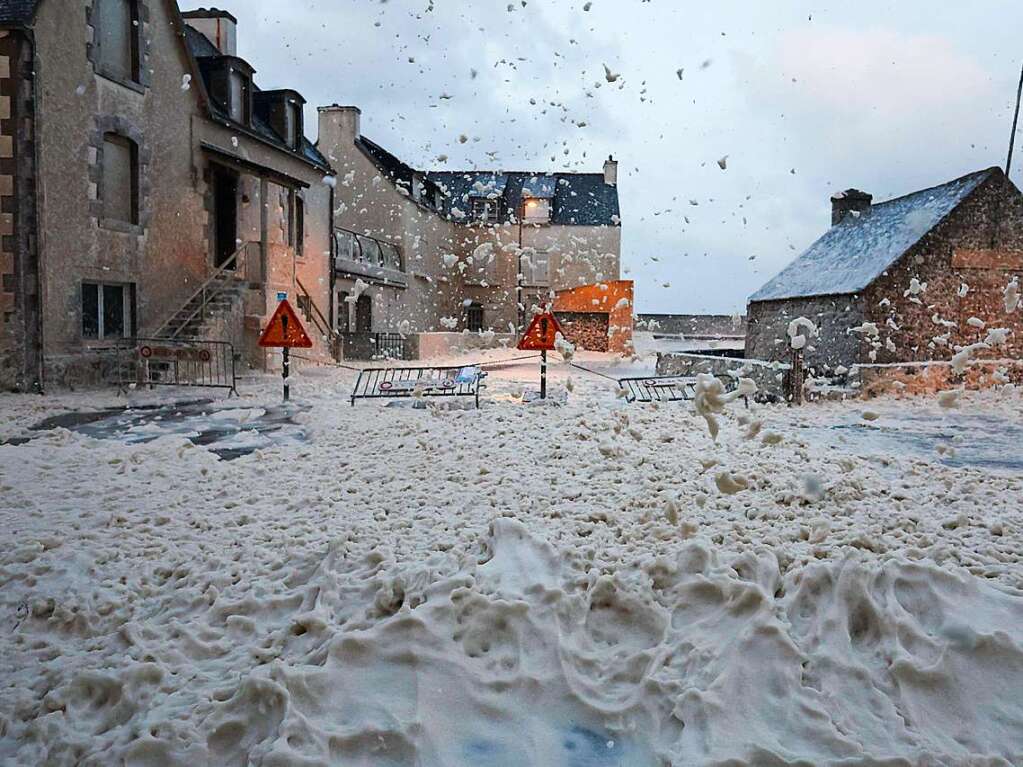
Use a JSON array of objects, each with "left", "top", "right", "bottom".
[
  {"left": 831, "top": 188, "right": 872, "bottom": 226},
  {"left": 603, "top": 155, "right": 618, "bottom": 186},
  {"left": 182, "top": 8, "right": 238, "bottom": 56}
]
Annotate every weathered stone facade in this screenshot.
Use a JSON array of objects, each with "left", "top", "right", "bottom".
[
  {"left": 0, "top": 28, "right": 41, "bottom": 390},
  {"left": 318, "top": 106, "right": 625, "bottom": 346},
  {"left": 1, "top": 1, "right": 335, "bottom": 389},
  {"left": 747, "top": 169, "right": 1023, "bottom": 375}
]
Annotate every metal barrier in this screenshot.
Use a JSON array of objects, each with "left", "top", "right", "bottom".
[
  {"left": 351, "top": 365, "right": 486, "bottom": 408},
  {"left": 340, "top": 332, "right": 409, "bottom": 361},
  {"left": 115, "top": 338, "right": 238, "bottom": 395},
  {"left": 618, "top": 375, "right": 750, "bottom": 408},
  {"left": 618, "top": 375, "right": 698, "bottom": 403}
]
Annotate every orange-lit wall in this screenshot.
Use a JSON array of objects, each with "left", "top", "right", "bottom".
[{"left": 554, "top": 280, "right": 634, "bottom": 354}]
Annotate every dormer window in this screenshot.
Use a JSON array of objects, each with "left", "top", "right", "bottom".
[
  {"left": 228, "top": 68, "right": 251, "bottom": 124},
  {"left": 254, "top": 90, "right": 306, "bottom": 151},
  {"left": 471, "top": 198, "right": 500, "bottom": 225},
  {"left": 522, "top": 197, "right": 551, "bottom": 224},
  {"left": 198, "top": 56, "right": 255, "bottom": 128}
]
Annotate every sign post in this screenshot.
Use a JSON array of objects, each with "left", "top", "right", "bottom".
[
  {"left": 258, "top": 298, "right": 313, "bottom": 402},
  {"left": 517, "top": 308, "right": 564, "bottom": 400}
]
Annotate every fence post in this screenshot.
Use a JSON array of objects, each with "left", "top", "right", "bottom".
[{"left": 790, "top": 348, "right": 804, "bottom": 406}]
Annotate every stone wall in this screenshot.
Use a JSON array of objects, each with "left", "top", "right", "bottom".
[
  {"left": 745, "top": 295, "right": 867, "bottom": 372},
  {"left": 0, "top": 30, "right": 40, "bottom": 391},
  {"left": 556, "top": 312, "right": 609, "bottom": 352},
  {"left": 639, "top": 313, "right": 746, "bottom": 339},
  {"left": 656, "top": 352, "right": 792, "bottom": 402},
  {"left": 863, "top": 171, "right": 1023, "bottom": 365},
  {"left": 853, "top": 359, "right": 1023, "bottom": 398}
]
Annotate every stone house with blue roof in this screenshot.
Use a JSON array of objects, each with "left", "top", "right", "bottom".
[
  {"left": 746, "top": 167, "right": 1023, "bottom": 372},
  {"left": 0, "top": 1, "right": 336, "bottom": 390}
]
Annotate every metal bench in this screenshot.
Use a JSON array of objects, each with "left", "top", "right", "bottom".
[{"left": 350, "top": 365, "right": 487, "bottom": 408}]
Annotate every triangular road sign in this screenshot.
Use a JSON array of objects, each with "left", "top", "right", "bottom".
[
  {"left": 259, "top": 299, "right": 313, "bottom": 348},
  {"left": 517, "top": 309, "right": 564, "bottom": 351}
]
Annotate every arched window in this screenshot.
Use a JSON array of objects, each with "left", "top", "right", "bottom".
[
  {"left": 102, "top": 133, "right": 138, "bottom": 225},
  {"left": 96, "top": 0, "right": 140, "bottom": 84}
]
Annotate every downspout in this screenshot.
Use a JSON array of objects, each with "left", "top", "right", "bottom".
[{"left": 26, "top": 28, "right": 44, "bottom": 393}]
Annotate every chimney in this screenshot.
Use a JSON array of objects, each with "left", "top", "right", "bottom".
[
  {"left": 603, "top": 155, "right": 618, "bottom": 186},
  {"left": 317, "top": 105, "right": 361, "bottom": 161},
  {"left": 831, "top": 188, "right": 872, "bottom": 226},
  {"left": 182, "top": 9, "right": 238, "bottom": 56}
]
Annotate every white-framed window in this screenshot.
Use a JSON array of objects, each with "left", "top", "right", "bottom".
[
  {"left": 522, "top": 197, "right": 552, "bottom": 224},
  {"left": 471, "top": 198, "right": 500, "bottom": 225},
  {"left": 522, "top": 250, "right": 550, "bottom": 286},
  {"left": 82, "top": 282, "right": 133, "bottom": 340}
]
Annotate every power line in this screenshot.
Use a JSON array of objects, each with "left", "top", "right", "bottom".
[{"left": 1007, "top": 62, "right": 1023, "bottom": 178}]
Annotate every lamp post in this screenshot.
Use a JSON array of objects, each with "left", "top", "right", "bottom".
[{"left": 517, "top": 200, "right": 525, "bottom": 332}]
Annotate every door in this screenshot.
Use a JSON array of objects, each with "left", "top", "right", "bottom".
[
  {"left": 212, "top": 166, "right": 239, "bottom": 268},
  {"left": 355, "top": 294, "right": 372, "bottom": 332}
]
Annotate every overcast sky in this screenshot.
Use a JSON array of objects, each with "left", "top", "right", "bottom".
[{"left": 203, "top": 1, "right": 1023, "bottom": 314}]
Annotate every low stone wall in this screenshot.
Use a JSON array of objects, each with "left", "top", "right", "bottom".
[
  {"left": 853, "top": 359, "right": 1023, "bottom": 398},
  {"left": 656, "top": 352, "right": 791, "bottom": 402},
  {"left": 417, "top": 332, "right": 517, "bottom": 360}
]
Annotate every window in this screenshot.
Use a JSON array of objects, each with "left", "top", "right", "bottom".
[
  {"left": 293, "top": 195, "right": 305, "bottom": 257},
  {"left": 228, "top": 69, "right": 251, "bottom": 124},
  {"left": 355, "top": 294, "right": 372, "bottom": 332},
  {"left": 380, "top": 242, "right": 403, "bottom": 271},
  {"left": 471, "top": 198, "right": 500, "bottom": 225},
  {"left": 522, "top": 197, "right": 552, "bottom": 224},
  {"left": 102, "top": 133, "right": 138, "bottom": 225},
  {"left": 284, "top": 102, "right": 300, "bottom": 149},
  {"left": 522, "top": 249, "right": 550, "bottom": 286},
  {"left": 96, "top": 0, "right": 140, "bottom": 83},
  {"left": 358, "top": 236, "right": 383, "bottom": 266},
  {"left": 82, "top": 282, "right": 133, "bottom": 340},
  {"left": 466, "top": 303, "right": 484, "bottom": 332},
  {"left": 336, "top": 230, "right": 360, "bottom": 262},
  {"left": 336, "top": 292, "right": 350, "bottom": 333}
]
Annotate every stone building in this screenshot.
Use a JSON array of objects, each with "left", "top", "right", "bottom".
[
  {"left": 746, "top": 167, "right": 1023, "bottom": 371},
  {"left": 0, "top": 1, "right": 334, "bottom": 391},
  {"left": 317, "top": 105, "right": 629, "bottom": 356}
]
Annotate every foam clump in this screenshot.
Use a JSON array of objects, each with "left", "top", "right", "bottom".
[{"left": 5, "top": 518, "right": 1023, "bottom": 765}]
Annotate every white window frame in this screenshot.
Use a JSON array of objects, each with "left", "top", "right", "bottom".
[
  {"left": 522, "top": 250, "right": 550, "bottom": 287},
  {"left": 471, "top": 198, "right": 500, "bottom": 225}
]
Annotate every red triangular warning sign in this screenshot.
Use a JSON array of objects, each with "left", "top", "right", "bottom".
[
  {"left": 517, "top": 310, "right": 564, "bottom": 351},
  {"left": 259, "top": 299, "right": 314, "bottom": 348}
]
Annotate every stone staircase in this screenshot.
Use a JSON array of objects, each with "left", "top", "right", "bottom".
[{"left": 157, "top": 272, "right": 248, "bottom": 341}]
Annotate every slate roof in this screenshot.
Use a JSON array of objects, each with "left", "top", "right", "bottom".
[
  {"left": 428, "top": 170, "right": 621, "bottom": 226},
  {"left": 0, "top": 0, "right": 38, "bottom": 25},
  {"left": 183, "top": 26, "right": 330, "bottom": 171},
  {"left": 749, "top": 168, "right": 998, "bottom": 303},
  {"left": 356, "top": 136, "right": 446, "bottom": 203}
]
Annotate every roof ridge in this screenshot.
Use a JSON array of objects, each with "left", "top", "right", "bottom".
[{"left": 867, "top": 167, "right": 998, "bottom": 210}]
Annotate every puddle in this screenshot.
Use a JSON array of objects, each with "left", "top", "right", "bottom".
[
  {"left": 10, "top": 400, "right": 308, "bottom": 460},
  {"left": 799, "top": 409, "right": 1023, "bottom": 474}
]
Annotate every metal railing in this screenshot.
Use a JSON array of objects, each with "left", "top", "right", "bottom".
[
  {"left": 618, "top": 376, "right": 698, "bottom": 403},
  {"left": 151, "top": 245, "right": 251, "bottom": 340},
  {"left": 114, "top": 337, "right": 238, "bottom": 395},
  {"left": 339, "top": 332, "right": 408, "bottom": 361}
]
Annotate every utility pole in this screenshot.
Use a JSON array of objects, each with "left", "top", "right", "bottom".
[{"left": 1007, "top": 63, "right": 1023, "bottom": 178}]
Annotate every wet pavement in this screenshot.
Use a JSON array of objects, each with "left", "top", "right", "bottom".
[
  {"left": 798, "top": 409, "right": 1023, "bottom": 474},
  {"left": 8, "top": 400, "right": 308, "bottom": 460}
]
